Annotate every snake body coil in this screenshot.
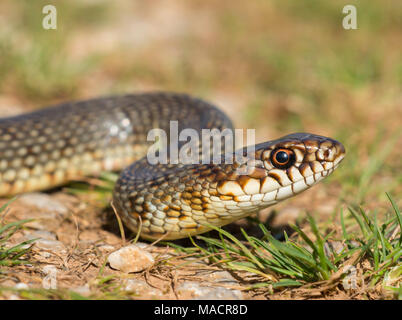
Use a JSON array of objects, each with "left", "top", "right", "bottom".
[{"left": 0, "top": 92, "right": 345, "bottom": 240}]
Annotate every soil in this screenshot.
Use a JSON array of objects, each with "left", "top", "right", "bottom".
[{"left": 0, "top": 181, "right": 368, "bottom": 300}]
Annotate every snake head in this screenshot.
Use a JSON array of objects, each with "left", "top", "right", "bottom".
[
  {"left": 213, "top": 132, "right": 345, "bottom": 217},
  {"left": 220, "top": 133, "right": 345, "bottom": 200},
  {"left": 236, "top": 132, "right": 346, "bottom": 203}
]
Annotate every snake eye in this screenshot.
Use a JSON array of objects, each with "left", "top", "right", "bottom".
[{"left": 270, "top": 148, "right": 295, "bottom": 169}]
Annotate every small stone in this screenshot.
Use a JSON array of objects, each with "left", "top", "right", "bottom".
[
  {"left": 72, "top": 284, "right": 91, "bottom": 296},
  {"left": 24, "top": 230, "right": 57, "bottom": 241},
  {"left": 19, "top": 193, "right": 69, "bottom": 215},
  {"left": 133, "top": 242, "right": 150, "bottom": 249},
  {"left": 124, "top": 279, "right": 163, "bottom": 298},
  {"left": 14, "top": 193, "right": 69, "bottom": 230},
  {"left": 107, "top": 245, "right": 155, "bottom": 273},
  {"left": 33, "top": 239, "right": 66, "bottom": 253},
  {"left": 39, "top": 251, "right": 52, "bottom": 258},
  {"left": 14, "top": 282, "right": 29, "bottom": 290},
  {"left": 177, "top": 281, "right": 243, "bottom": 300},
  {"left": 189, "top": 263, "right": 240, "bottom": 285}
]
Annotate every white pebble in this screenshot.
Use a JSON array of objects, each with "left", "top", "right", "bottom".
[
  {"left": 177, "top": 281, "right": 243, "bottom": 300},
  {"left": 107, "top": 245, "right": 154, "bottom": 273},
  {"left": 19, "top": 193, "right": 68, "bottom": 215},
  {"left": 33, "top": 239, "right": 66, "bottom": 253},
  {"left": 14, "top": 282, "right": 29, "bottom": 290}
]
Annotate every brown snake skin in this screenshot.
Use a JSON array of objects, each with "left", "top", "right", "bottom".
[{"left": 0, "top": 92, "right": 345, "bottom": 240}]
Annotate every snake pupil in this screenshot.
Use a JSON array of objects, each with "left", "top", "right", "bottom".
[
  {"left": 275, "top": 151, "right": 289, "bottom": 164},
  {"left": 270, "top": 148, "right": 295, "bottom": 169}
]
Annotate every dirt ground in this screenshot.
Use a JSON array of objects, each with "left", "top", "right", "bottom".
[{"left": 0, "top": 181, "right": 368, "bottom": 300}]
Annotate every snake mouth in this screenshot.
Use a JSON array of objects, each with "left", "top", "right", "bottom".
[
  {"left": 277, "top": 160, "right": 343, "bottom": 201},
  {"left": 233, "top": 160, "right": 343, "bottom": 207}
]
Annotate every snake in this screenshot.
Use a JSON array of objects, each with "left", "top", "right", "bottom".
[{"left": 0, "top": 92, "right": 345, "bottom": 240}]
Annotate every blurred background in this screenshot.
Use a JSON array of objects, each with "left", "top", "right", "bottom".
[{"left": 0, "top": 0, "right": 400, "bottom": 211}]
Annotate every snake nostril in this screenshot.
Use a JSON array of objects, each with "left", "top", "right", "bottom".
[
  {"left": 337, "top": 142, "right": 346, "bottom": 155},
  {"left": 321, "top": 141, "right": 345, "bottom": 163}
]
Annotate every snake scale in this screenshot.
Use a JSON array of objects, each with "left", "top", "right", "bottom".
[{"left": 0, "top": 92, "right": 345, "bottom": 240}]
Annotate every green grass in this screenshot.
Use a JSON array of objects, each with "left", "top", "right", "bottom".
[
  {"left": 0, "top": 200, "right": 36, "bottom": 268},
  {"left": 63, "top": 172, "right": 118, "bottom": 209},
  {"left": 0, "top": 0, "right": 111, "bottom": 102},
  {"left": 0, "top": 226, "right": 138, "bottom": 300},
  {"left": 168, "top": 193, "right": 401, "bottom": 296},
  {"left": 333, "top": 127, "right": 401, "bottom": 204}
]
